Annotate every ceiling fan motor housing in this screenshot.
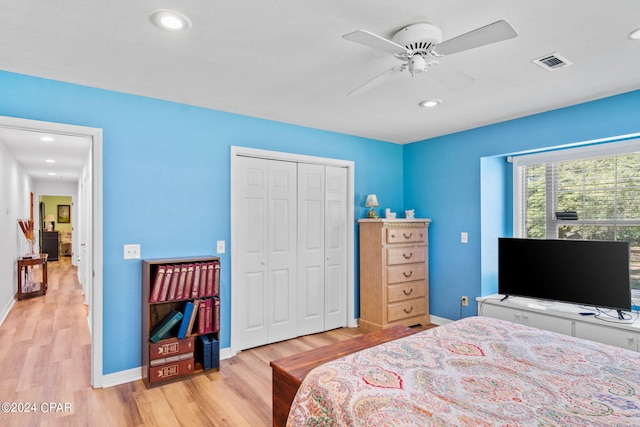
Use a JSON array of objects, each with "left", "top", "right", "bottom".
[{"left": 392, "top": 23, "right": 443, "bottom": 56}]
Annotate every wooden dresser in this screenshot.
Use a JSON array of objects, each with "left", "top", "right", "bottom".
[{"left": 358, "top": 219, "right": 431, "bottom": 331}]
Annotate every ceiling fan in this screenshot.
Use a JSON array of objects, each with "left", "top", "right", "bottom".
[{"left": 342, "top": 20, "right": 518, "bottom": 95}]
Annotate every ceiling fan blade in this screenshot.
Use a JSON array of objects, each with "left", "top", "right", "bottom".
[
  {"left": 347, "top": 66, "right": 404, "bottom": 96},
  {"left": 342, "top": 30, "right": 409, "bottom": 55},
  {"left": 433, "top": 20, "right": 517, "bottom": 56},
  {"left": 426, "top": 61, "right": 475, "bottom": 91}
]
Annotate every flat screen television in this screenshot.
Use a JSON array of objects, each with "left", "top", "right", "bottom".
[{"left": 498, "top": 238, "right": 631, "bottom": 311}]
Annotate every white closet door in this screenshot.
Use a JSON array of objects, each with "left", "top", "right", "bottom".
[
  {"left": 266, "top": 160, "right": 298, "bottom": 343},
  {"left": 297, "top": 163, "right": 326, "bottom": 336},
  {"left": 324, "top": 166, "right": 348, "bottom": 330},
  {"left": 235, "top": 156, "right": 269, "bottom": 350}
]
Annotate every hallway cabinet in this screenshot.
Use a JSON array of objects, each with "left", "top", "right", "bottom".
[{"left": 41, "top": 231, "right": 59, "bottom": 261}]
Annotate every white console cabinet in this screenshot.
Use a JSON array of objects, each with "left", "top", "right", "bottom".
[{"left": 478, "top": 295, "right": 640, "bottom": 352}]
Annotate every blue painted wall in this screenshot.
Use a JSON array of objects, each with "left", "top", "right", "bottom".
[
  {"left": 404, "top": 90, "right": 640, "bottom": 321},
  {"left": 0, "top": 70, "right": 404, "bottom": 375},
  {"left": 3, "top": 68, "right": 640, "bottom": 375}
]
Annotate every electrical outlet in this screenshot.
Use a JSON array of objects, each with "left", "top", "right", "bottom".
[
  {"left": 124, "top": 244, "right": 141, "bottom": 260},
  {"left": 461, "top": 296, "right": 469, "bottom": 306}
]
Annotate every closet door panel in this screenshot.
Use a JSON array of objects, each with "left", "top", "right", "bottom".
[
  {"left": 297, "top": 163, "right": 325, "bottom": 336},
  {"left": 235, "top": 156, "right": 269, "bottom": 350},
  {"left": 324, "top": 166, "right": 348, "bottom": 330},
  {"left": 267, "top": 160, "right": 298, "bottom": 343}
]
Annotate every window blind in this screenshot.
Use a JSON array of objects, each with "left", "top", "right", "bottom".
[{"left": 513, "top": 140, "right": 640, "bottom": 291}]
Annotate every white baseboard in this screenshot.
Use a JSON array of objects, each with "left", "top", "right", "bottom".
[
  {"left": 102, "top": 367, "right": 142, "bottom": 388},
  {"left": 0, "top": 297, "right": 15, "bottom": 327},
  {"left": 429, "top": 315, "right": 453, "bottom": 326}
]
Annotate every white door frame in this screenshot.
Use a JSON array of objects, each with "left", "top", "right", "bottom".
[
  {"left": 230, "top": 146, "right": 356, "bottom": 356},
  {"left": 0, "top": 116, "right": 104, "bottom": 388}
]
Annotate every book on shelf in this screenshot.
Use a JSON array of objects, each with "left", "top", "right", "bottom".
[
  {"left": 186, "top": 299, "right": 199, "bottom": 336},
  {"left": 150, "top": 352, "right": 194, "bottom": 367},
  {"left": 150, "top": 310, "right": 183, "bottom": 343},
  {"left": 168, "top": 265, "right": 185, "bottom": 301},
  {"left": 182, "top": 264, "right": 194, "bottom": 300},
  {"left": 213, "top": 262, "right": 220, "bottom": 296},
  {"left": 213, "top": 297, "right": 220, "bottom": 333},
  {"left": 150, "top": 265, "right": 166, "bottom": 302},
  {"left": 197, "top": 299, "right": 207, "bottom": 335},
  {"left": 195, "top": 263, "right": 207, "bottom": 298},
  {"left": 182, "top": 264, "right": 194, "bottom": 299},
  {"left": 158, "top": 265, "right": 174, "bottom": 302},
  {"left": 197, "top": 334, "right": 213, "bottom": 370},
  {"left": 204, "top": 262, "right": 214, "bottom": 297},
  {"left": 210, "top": 336, "right": 220, "bottom": 369},
  {"left": 177, "top": 301, "right": 195, "bottom": 339},
  {"left": 191, "top": 264, "right": 202, "bottom": 299},
  {"left": 204, "top": 298, "right": 212, "bottom": 333}
]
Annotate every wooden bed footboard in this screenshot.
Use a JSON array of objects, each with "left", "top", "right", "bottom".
[{"left": 269, "top": 325, "right": 418, "bottom": 427}]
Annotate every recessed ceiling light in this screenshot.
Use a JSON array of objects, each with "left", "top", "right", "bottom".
[
  {"left": 48, "top": 172, "right": 56, "bottom": 176},
  {"left": 419, "top": 99, "right": 442, "bottom": 108},
  {"left": 45, "top": 159, "right": 56, "bottom": 163},
  {"left": 40, "top": 136, "right": 54, "bottom": 142},
  {"left": 150, "top": 9, "right": 191, "bottom": 31},
  {"left": 629, "top": 28, "right": 640, "bottom": 40}
]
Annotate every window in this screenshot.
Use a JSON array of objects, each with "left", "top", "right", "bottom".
[{"left": 513, "top": 139, "right": 640, "bottom": 291}]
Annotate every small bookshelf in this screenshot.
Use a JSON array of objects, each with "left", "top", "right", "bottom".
[{"left": 141, "top": 256, "right": 221, "bottom": 388}]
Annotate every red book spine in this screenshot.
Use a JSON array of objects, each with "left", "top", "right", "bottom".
[
  {"left": 213, "top": 297, "right": 220, "bottom": 333},
  {"left": 158, "top": 265, "right": 174, "bottom": 302},
  {"left": 167, "top": 265, "right": 182, "bottom": 301},
  {"left": 150, "top": 265, "right": 166, "bottom": 302},
  {"left": 213, "top": 261, "right": 220, "bottom": 296},
  {"left": 205, "top": 298, "right": 212, "bottom": 333},
  {"left": 190, "top": 264, "right": 201, "bottom": 299},
  {"left": 197, "top": 299, "right": 206, "bottom": 335}
]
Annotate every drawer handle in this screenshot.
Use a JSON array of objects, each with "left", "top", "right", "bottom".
[
  {"left": 403, "top": 271, "right": 413, "bottom": 278},
  {"left": 402, "top": 252, "right": 413, "bottom": 259},
  {"left": 403, "top": 288, "right": 413, "bottom": 296},
  {"left": 403, "top": 232, "right": 413, "bottom": 239},
  {"left": 403, "top": 306, "right": 414, "bottom": 314}
]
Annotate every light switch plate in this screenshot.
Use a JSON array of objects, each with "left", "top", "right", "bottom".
[
  {"left": 461, "top": 232, "right": 468, "bottom": 244},
  {"left": 124, "top": 244, "right": 141, "bottom": 259},
  {"left": 217, "top": 240, "right": 225, "bottom": 254}
]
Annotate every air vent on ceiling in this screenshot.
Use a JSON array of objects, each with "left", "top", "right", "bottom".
[{"left": 532, "top": 52, "right": 572, "bottom": 71}]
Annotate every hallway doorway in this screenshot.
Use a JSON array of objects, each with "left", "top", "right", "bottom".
[{"left": 0, "top": 116, "right": 104, "bottom": 387}]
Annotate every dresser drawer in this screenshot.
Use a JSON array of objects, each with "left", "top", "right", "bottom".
[
  {"left": 386, "top": 228, "right": 426, "bottom": 244},
  {"left": 387, "top": 263, "right": 426, "bottom": 284},
  {"left": 388, "top": 298, "right": 427, "bottom": 322},
  {"left": 386, "top": 246, "right": 426, "bottom": 265},
  {"left": 387, "top": 281, "right": 426, "bottom": 303}
]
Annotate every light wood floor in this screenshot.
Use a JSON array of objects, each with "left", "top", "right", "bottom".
[{"left": 0, "top": 258, "right": 434, "bottom": 426}]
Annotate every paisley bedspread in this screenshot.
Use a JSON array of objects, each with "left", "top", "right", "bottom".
[{"left": 286, "top": 316, "right": 640, "bottom": 426}]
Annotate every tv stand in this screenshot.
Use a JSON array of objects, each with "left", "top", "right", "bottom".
[{"left": 478, "top": 294, "right": 640, "bottom": 352}]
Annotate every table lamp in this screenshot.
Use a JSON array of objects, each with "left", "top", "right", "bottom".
[
  {"left": 365, "top": 194, "right": 379, "bottom": 218},
  {"left": 44, "top": 214, "right": 55, "bottom": 231}
]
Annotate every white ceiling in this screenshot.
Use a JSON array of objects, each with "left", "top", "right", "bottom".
[{"left": 1, "top": 1, "right": 640, "bottom": 180}]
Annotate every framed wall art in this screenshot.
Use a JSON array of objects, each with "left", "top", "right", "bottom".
[{"left": 58, "top": 204, "right": 70, "bottom": 223}]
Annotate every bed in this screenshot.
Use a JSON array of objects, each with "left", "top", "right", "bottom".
[{"left": 286, "top": 316, "right": 640, "bottom": 426}]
